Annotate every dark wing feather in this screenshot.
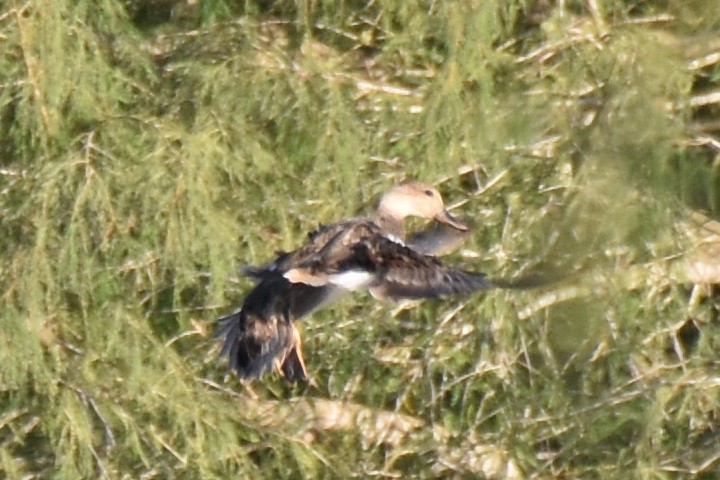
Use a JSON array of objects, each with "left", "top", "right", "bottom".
[
  {"left": 374, "top": 267, "right": 494, "bottom": 299},
  {"left": 216, "top": 275, "right": 308, "bottom": 381},
  {"left": 358, "top": 236, "right": 496, "bottom": 300},
  {"left": 216, "top": 308, "right": 294, "bottom": 378},
  {"left": 406, "top": 223, "right": 471, "bottom": 256},
  {"left": 255, "top": 219, "right": 493, "bottom": 299},
  {"left": 245, "top": 220, "right": 381, "bottom": 278},
  {"left": 290, "top": 283, "right": 344, "bottom": 318}
]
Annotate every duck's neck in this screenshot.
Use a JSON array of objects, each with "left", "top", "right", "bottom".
[{"left": 374, "top": 209, "right": 406, "bottom": 240}]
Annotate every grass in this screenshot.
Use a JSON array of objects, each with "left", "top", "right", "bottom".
[{"left": 1, "top": 0, "right": 720, "bottom": 478}]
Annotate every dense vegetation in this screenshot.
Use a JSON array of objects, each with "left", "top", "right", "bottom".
[{"left": 1, "top": 0, "right": 719, "bottom": 478}]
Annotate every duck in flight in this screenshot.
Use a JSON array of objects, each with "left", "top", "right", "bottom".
[{"left": 217, "top": 181, "right": 511, "bottom": 382}]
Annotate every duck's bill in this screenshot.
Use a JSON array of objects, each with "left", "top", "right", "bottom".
[{"left": 435, "top": 210, "right": 468, "bottom": 231}]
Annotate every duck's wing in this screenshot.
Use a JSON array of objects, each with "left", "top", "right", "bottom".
[
  {"left": 406, "top": 223, "right": 471, "bottom": 256},
  {"left": 250, "top": 220, "right": 492, "bottom": 298},
  {"left": 216, "top": 275, "right": 308, "bottom": 381},
  {"left": 242, "top": 220, "right": 364, "bottom": 279},
  {"left": 358, "top": 236, "right": 496, "bottom": 300},
  {"left": 243, "top": 220, "right": 382, "bottom": 291},
  {"left": 217, "top": 309, "right": 299, "bottom": 379},
  {"left": 288, "top": 280, "right": 345, "bottom": 318}
]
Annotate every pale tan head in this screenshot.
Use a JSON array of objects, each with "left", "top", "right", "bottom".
[{"left": 377, "top": 181, "right": 467, "bottom": 230}]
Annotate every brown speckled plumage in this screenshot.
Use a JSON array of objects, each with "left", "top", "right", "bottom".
[{"left": 216, "top": 181, "right": 496, "bottom": 382}]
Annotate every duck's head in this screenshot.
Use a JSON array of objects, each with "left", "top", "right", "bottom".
[{"left": 377, "top": 181, "right": 468, "bottom": 230}]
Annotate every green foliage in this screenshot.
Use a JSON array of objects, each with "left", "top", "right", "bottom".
[{"left": 1, "top": 0, "right": 720, "bottom": 478}]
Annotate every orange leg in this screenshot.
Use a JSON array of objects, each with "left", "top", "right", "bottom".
[{"left": 279, "top": 325, "right": 308, "bottom": 382}]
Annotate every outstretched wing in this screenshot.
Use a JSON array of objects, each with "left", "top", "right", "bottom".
[
  {"left": 216, "top": 275, "right": 308, "bottom": 381},
  {"left": 243, "top": 219, "right": 493, "bottom": 299},
  {"left": 241, "top": 220, "right": 383, "bottom": 297},
  {"left": 360, "top": 236, "right": 496, "bottom": 300},
  {"left": 406, "top": 223, "right": 471, "bottom": 256}
]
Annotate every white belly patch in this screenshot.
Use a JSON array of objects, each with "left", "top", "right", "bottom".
[{"left": 327, "top": 270, "right": 374, "bottom": 290}]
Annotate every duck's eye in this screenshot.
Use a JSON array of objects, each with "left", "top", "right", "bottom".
[{"left": 424, "top": 189, "right": 434, "bottom": 197}]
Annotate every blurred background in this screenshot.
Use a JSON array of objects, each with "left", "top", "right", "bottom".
[{"left": 1, "top": 0, "right": 719, "bottom": 478}]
